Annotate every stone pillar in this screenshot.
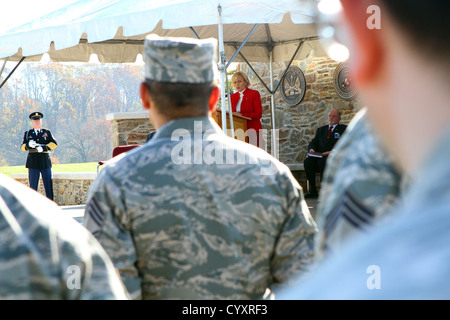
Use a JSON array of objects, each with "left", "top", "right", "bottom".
[{"left": 106, "top": 112, "right": 155, "bottom": 147}]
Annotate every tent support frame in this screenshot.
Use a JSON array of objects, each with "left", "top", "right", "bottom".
[
  {"left": 226, "top": 40, "right": 304, "bottom": 156},
  {"left": 217, "top": 5, "right": 233, "bottom": 136},
  {"left": 0, "top": 59, "right": 7, "bottom": 79},
  {"left": 269, "top": 51, "right": 278, "bottom": 158},
  {"left": 212, "top": 6, "right": 314, "bottom": 157},
  {"left": 213, "top": 9, "right": 310, "bottom": 157},
  {"left": 0, "top": 57, "right": 26, "bottom": 90}
]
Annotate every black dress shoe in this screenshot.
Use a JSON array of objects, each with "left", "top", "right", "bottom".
[{"left": 304, "top": 192, "right": 318, "bottom": 199}]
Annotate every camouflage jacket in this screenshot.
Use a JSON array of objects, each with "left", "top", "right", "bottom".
[
  {"left": 315, "top": 108, "right": 404, "bottom": 257},
  {"left": 0, "top": 174, "right": 128, "bottom": 300},
  {"left": 278, "top": 127, "right": 450, "bottom": 300},
  {"left": 84, "top": 116, "right": 317, "bottom": 299}
]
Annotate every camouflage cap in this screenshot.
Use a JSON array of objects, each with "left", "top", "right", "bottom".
[{"left": 143, "top": 34, "right": 218, "bottom": 84}]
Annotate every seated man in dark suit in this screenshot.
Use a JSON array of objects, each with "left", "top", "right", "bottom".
[{"left": 304, "top": 109, "right": 347, "bottom": 198}]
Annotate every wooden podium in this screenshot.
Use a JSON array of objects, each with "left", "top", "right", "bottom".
[{"left": 213, "top": 109, "right": 251, "bottom": 143}]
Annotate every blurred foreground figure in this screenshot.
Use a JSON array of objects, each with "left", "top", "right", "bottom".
[
  {"left": 278, "top": 0, "right": 450, "bottom": 299},
  {"left": 0, "top": 173, "right": 128, "bottom": 300},
  {"left": 315, "top": 108, "right": 404, "bottom": 257}
]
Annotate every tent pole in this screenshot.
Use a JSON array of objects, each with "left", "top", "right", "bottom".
[
  {"left": 237, "top": 51, "right": 272, "bottom": 95},
  {"left": 0, "top": 57, "right": 26, "bottom": 90},
  {"left": 189, "top": 27, "right": 200, "bottom": 39},
  {"left": 217, "top": 5, "right": 228, "bottom": 135},
  {"left": 224, "top": 64, "right": 235, "bottom": 138},
  {"left": 0, "top": 59, "right": 8, "bottom": 79},
  {"left": 269, "top": 51, "right": 278, "bottom": 159},
  {"left": 226, "top": 24, "right": 258, "bottom": 68},
  {"left": 272, "top": 40, "right": 304, "bottom": 94},
  {"left": 226, "top": 71, "right": 234, "bottom": 135}
]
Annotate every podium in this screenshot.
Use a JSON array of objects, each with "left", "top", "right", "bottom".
[{"left": 213, "top": 109, "right": 251, "bottom": 143}]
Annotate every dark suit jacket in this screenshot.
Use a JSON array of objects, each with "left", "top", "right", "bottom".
[
  {"left": 230, "top": 88, "right": 263, "bottom": 132},
  {"left": 308, "top": 123, "right": 347, "bottom": 153}
]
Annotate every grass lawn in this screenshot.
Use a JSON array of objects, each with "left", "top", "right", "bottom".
[{"left": 0, "top": 162, "right": 98, "bottom": 176}]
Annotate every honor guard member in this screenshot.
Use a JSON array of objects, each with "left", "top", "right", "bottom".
[
  {"left": 21, "top": 112, "right": 57, "bottom": 200},
  {"left": 84, "top": 35, "right": 317, "bottom": 300}
]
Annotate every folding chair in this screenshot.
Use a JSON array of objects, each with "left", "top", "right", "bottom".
[{"left": 97, "top": 144, "right": 141, "bottom": 173}]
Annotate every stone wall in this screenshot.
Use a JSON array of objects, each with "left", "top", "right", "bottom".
[
  {"left": 240, "top": 54, "right": 363, "bottom": 167},
  {"left": 11, "top": 173, "right": 96, "bottom": 206}
]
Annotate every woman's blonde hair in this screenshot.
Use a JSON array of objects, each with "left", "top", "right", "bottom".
[{"left": 231, "top": 71, "right": 250, "bottom": 87}]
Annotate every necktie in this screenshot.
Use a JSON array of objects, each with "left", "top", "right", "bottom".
[{"left": 327, "top": 125, "right": 333, "bottom": 139}]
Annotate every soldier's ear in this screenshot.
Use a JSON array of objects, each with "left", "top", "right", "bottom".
[
  {"left": 340, "top": 0, "right": 384, "bottom": 85},
  {"left": 140, "top": 82, "right": 152, "bottom": 110}
]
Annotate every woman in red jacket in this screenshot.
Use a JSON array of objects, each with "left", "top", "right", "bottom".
[{"left": 230, "top": 71, "right": 264, "bottom": 148}]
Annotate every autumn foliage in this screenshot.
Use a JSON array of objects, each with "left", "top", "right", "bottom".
[{"left": 0, "top": 63, "right": 144, "bottom": 166}]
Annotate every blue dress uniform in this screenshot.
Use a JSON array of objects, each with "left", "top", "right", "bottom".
[{"left": 21, "top": 112, "right": 58, "bottom": 200}]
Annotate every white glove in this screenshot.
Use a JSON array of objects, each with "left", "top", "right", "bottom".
[
  {"left": 28, "top": 140, "right": 37, "bottom": 148},
  {"left": 36, "top": 146, "right": 43, "bottom": 153}
]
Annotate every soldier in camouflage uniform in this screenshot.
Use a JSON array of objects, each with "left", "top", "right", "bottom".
[
  {"left": 84, "top": 35, "right": 317, "bottom": 300},
  {"left": 278, "top": 0, "right": 450, "bottom": 299},
  {"left": 314, "top": 108, "right": 405, "bottom": 258},
  {"left": 0, "top": 173, "right": 128, "bottom": 299}
]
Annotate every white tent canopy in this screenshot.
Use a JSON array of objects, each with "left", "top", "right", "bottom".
[
  {"left": 0, "top": 0, "right": 326, "bottom": 155},
  {"left": 0, "top": 0, "right": 323, "bottom": 62}
]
